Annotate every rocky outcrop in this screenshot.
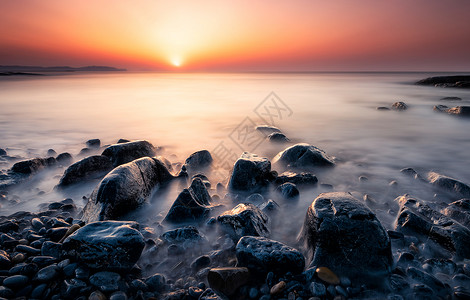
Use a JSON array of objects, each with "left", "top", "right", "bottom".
[
  {"left": 81, "top": 157, "right": 173, "bottom": 222},
  {"left": 228, "top": 152, "right": 272, "bottom": 194},
  {"left": 101, "top": 140, "right": 157, "bottom": 167},
  {"left": 255, "top": 125, "right": 281, "bottom": 135},
  {"left": 298, "top": 192, "right": 392, "bottom": 283},
  {"left": 442, "top": 199, "right": 470, "bottom": 228},
  {"left": 427, "top": 171, "right": 470, "bottom": 198},
  {"left": 57, "top": 155, "right": 113, "bottom": 187},
  {"left": 217, "top": 203, "right": 269, "bottom": 241},
  {"left": 275, "top": 171, "right": 318, "bottom": 186},
  {"left": 416, "top": 75, "right": 470, "bottom": 88},
  {"left": 1, "top": 157, "right": 57, "bottom": 190},
  {"left": 272, "top": 143, "right": 334, "bottom": 170}
]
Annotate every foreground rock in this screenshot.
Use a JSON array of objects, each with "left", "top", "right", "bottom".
[
  {"left": 63, "top": 221, "right": 144, "bottom": 270},
  {"left": 184, "top": 150, "right": 213, "bottom": 172},
  {"left": 164, "top": 177, "right": 212, "bottom": 224},
  {"left": 272, "top": 143, "right": 334, "bottom": 170},
  {"left": 298, "top": 192, "right": 392, "bottom": 283},
  {"left": 208, "top": 267, "right": 250, "bottom": 297},
  {"left": 236, "top": 236, "right": 305, "bottom": 275},
  {"left": 217, "top": 203, "right": 269, "bottom": 241},
  {"left": 81, "top": 157, "right": 173, "bottom": 222},
  {"left": 1, "top": 157, "right": 56, "bottom": 190},
  {"left": 228, "top": 152, "right": 272, "bottom": 194},
  {"left": 395, "top": 194, "right": 470, "bottom": 258},
  {"left": 433, "top": 105, "right": 470, "bottom": 116},
  {"left": 442, "top": 199, "right": 470, "bottom": 228},
  {"left": 416, "top": 75, "right": 470, "bottom": 88},
  {"left": 427, "top": 171, "right": 470, "bottom": 198},
  {"left": 391, "top": 101, "right": 408, "bottom": 110},
  {"left": 102, "top": 140, "right": 157, "bottom": 167},
  {"left": 57, "top": 155, "right": 113, "bottom": 187}
]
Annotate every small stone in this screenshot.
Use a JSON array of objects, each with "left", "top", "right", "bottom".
[
  {"left": 90, "top": 271, "right": 121, "bottom": 288},
  {"left": 310, "top": 282, "right": 326, "bottom": 297},
  {"left": 208, "top": 267, "right": 250, "bottom": 296},
  {"left": 110, "top": 291, "right": 128, "bottom": 300},
  {"left": 145, "top": 273, "right": 166, "bottom": 293},
  {"left": 191, "top": 255, "right": 211, "bottom": 272},
  {"left": 270, "top": 281, "right": 286, "bottom": 295},
  {"left": 335, "top": 285, "right": 348, "bottom": 297},
  {"left": 89, "top": 290, "right": 107, "bottom": 300},
  {"left": 316, "top": 267, "right": 340, "bottom": 285},
  {"left": 249, "top": 287, "right": 259, "bottom": 298},
  {"left": 340, "top": 276, "right": 351, "bottom": 287},
  {"left": 391, "top": 102, "right": 408, "bottom": 110},
  {"left": 189, "top": 286, "right": 204, "bottom": 298},
  {"left": 3, "top": 275, "right": 29, "bottom": 290},
  {"left": 11, "top": 253, "right": 25, "bottom": 264},
  {"left": 34, "top": 264, "right": 59, "bottom": 282}
]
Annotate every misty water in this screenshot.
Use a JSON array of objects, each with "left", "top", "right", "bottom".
[{"left": 1, "top": 72, "right": 470, "bottom": 252}]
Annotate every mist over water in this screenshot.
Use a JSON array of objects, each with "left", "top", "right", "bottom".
[{"left": 1, "top": 72, "right": 470, "bottom": 248}]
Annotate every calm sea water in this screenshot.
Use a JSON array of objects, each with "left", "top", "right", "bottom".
[{"left": 1, "top": 72, "right": 469, "bottom": 243}]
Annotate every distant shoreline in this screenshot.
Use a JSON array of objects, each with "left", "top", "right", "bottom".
[{"left": 0, "top": 65, "right": 127, "bottom": 74}]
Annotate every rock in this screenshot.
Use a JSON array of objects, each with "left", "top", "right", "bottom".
[
  {"left": 416, "top": 75, "right": 470, "bottom": 87},
  {"left": 184, "top": 150, "right": 213, "bottom": 171},
  {"left": 102, "top": 140, "right": 157, "bottom": 167},
  {"left": 236, "top": 236, "right": 305, "bottom": 275},
  {"left": 199, "top": 288, "right": 224, "bottom": 300},
  {"left": 31, "top": 256, "right": 57, "bottom": 267},
  {"left": 275, "top": 171, "right": 318, "bottom": 186},
  {"left": 117, "top": 138, "right": 130, "bottom": 144},
  {"left": 191, "top": 255, "right": 211, "bottom": 272},
  {"left": 164, "top": 177, "right": 212, "bottom": 224},
  {"left": 207, "top": 267, "right": 250, "bottom": 296},
  {"left": 442, "top": 199, "right": 470, "bottom": 228},
  {"left": 62, "top": 221, "right": 145, "bottom": 270},
  {"left": 0, "top": 148, "right": 6, "bottom": 156},
  {"left": 47, "top": 149, "right": 57, "bottom": 156},
  {"left": 56, "top": 152, "right": 73, "bottom": 166},
  {"left": 89, "top": 271, "right": 121, "bottom": 289},
  {"left": 86, "top": 139, "right": 101, "bottom": 149},
  {"left": 145, "top": 273, "right": 166, "bottom": 292},
  {"left": 217, "top": 203, "right": 269, "bottom": 241},
  {"left": 447, "top": 106, "right": 470, "bottom": 116},
  {"left": 255, "top": 125, "right": 281, "bottom": 135},
  {"left": 41, "top": 241, "right": 62, "bottom": 258},
  {"left": 0, "top": 249, "right": 11, "bottom": 269},
  {"left": 0, "top": 220, "right": 18, "bottom": 233},
  {"left": 57, "top": 155, "right": 113, "bottom": 187},
  {"left": 272, "top": 143, "right": 334, "bottom": 170},
  {"left": 316, "top": 267, "right": 340, "bottom": 285},
  {"left": 394, "top": 195, "right": 470, "bottom": 258},
  {"left": 298, "top": 192, "right": 392, "bottom": 284},
  {"left": 81, "top": 157, "right": 173, "bottom": 222},
  {"left": 11, "top": 157, "right": 55, "bottom": 175},
  {"left": 89, "top": 290, "right": 107, "bottom": 300},
  {"left": 427, "top": 171, "right": 470, "bottom": 199},
  {"left": 110, "top": 291, "right": 128, "bottom": 300},
  {"left": 275, "top": 183, "right": 300, "bottom": 201},
  {"left": 3, "top": 274, "right": 29, "bottom": 290},
  {"left": 160, "top": 226, "right": 206, "bottom": 248},
  {"left": 228, "top": 152, "right": 272, "bottom": 194},
  {"left": 433, "top": 104, "right": 449, "bottom": 112},
  {"left": 34, "top": 264, "right": 59, "bottom": 282},
  {"left": 268, "top": 132, "right": 289, "bottom": 143},
  {"left": 407, "top": 267, "right": 450, "bottom": 297},
  {"left": 310, "top": 282, "right": 327, "bottom": 297},
  {"left": 391, "top": 102, "right": 408, "bottom": 110},
  {"left": 258, "top": 199, "right": 280, "bottom": 213},
  {"left": 270, "top": 281, "right": 286, "bottom": 295},
  {"left": 377, "top": 106, "right": 390, "bottom": 110},
  {"left": 441, "top": 96, "right": 462, "bottom": 101}
]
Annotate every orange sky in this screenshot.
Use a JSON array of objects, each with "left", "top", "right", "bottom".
[{"left": 1, "top": 0, "right": 470, "bottom": 71}]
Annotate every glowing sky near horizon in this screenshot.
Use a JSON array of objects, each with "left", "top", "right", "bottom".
[{"left": 1, "top": 0, "right": 470, "bottom": 71}]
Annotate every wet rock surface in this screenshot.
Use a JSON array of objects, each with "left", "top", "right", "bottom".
[
  {"left": 217, "top": 203, "right": 269, "bottom": 241},
  {"left": 184, "top": 150, "right": 213, "bottom": 172},
  {"left": 228, "top": 152, "right": 272, "bottom": 194},
  {"left": 272, "top": 143, "right": 335, "bottom": 170},
  {"left": 57, "top": 155, "right": 113, "bottom": 187},
  {"left": 417, "top": 75, "right": 470, "bottom": 88},
  {"left": 102, "top": 140, "right": 157, "bottom": 167},
  {"left": 427, "top": 171, "right": 470, "bottom": 198}
]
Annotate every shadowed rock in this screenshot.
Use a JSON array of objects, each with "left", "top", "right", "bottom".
[
  {"left": 442, "top": 199, "right": 470, "bottom": 229},
  {"left": 298, "top": 192, "right": 392, "bottom": 284},
  {"left": 275, "top": 171, "right": 318, "bottom": 186},
  {"left": 62, "top": 221, "right": 144, "bottom": 271},
  {"left": 447, "top": 106, "right": 470, "bottom": 116},
  {"left": 102, "top": 140, "right": 157, "bottom": 167},
  {"left": 427, "top": 171, "right": 470, "bottom": 198},
  {"left": 391, "top": 101, "right": 408, "bottom": 110},
  {"left": 272, "top": 143, "right": 334, "bottom": 170},
  {"left": 207, "top": 267, "right": 250, "bottom": 297},
  {"left": 57, "top": 155, "right": 113, "bottom": 188},
  {"left": 217, "top": 203, "right": 269, "bottom": 241},
  {"left": 255, "top": 125, "right": 281, "bottom": 135},
  {"left": 416, "top": 75, "right": 470, "bottom": 88},
  {"left": 228, "top": 152, "right": 272, "bottom": 194},
  {"left": 268, "top": 132, "right": 290, "bottom": 143},
  {"left": 184, "top": 150, "right": 213, "bottom": 172},
  {"left": 81, "top": 157, "right": 173, "bottom": 222},
  {"left": 11, "top": 157, "right": 55, "bottom": 175}
]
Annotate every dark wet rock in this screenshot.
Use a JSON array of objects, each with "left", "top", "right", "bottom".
[
  {"left": 454, "top": 286, "right": 470, "bottom": 299},
  {"left": 441, "top": 96, "right": 462, "bottom": 101},
  {"left": 275, "top": 183, "right": 300, "bottom": 201},
  {"left": 81, "top": 157, "right": 173, "bottom": 222},
  {"left": 191, "top": 255, "right": 211, "bottom": 272},
  {"left": 47, "top": 149, "right": 57, "bottom": 156},
  {"left": 160, "top": 226, "right": 206, "bottom": 248},
  {"left": 0, "top": 220, "right": 19, "bottom": 233},
  {"left": 255, "top": 125, "right": 281, "bottom": 135},
  {"left": 389, "top": 274, "right": 409, "bottom": 292},
  {"left": 434, "top": 104, "right": 449, "bottom": 112},
  {"left": 145, "top": 273, "right": 166, "bottom": 293},
  {"left": 394, "top": 195, "right": 470, "bottom": 258},
  {"left": 391, "top": 101, "right": 408, "bottom": 110},
  {"left": 275, "top": 171, "right": 318, "bottom": 186},
  {"left": 117, "top": 138, "right": 131, "bottom": 144},
  {"left": 86, "top": 139, "right": 101, "bottom": 149},
  {"left": 57, "top": 155, "right": 113, "bottom": 187},
  {"left": 447, "top": 106, "right": 470, "bottom": 116},
  {"left": 272, "top": 143, "right": 334, "bottom": 170},
  {"left": 110, "top": 291, "right": 128, "bottom": 300},
  {"left": 427, "top": 172, "right": 470, "bottom": 198},
  {"left": 0, "top": 286, "right": 14, "bottom": 298},
  {"left": 3, "top": 274, "right": 28, "bottom": 290},
  {"left": 377, "top": 106, "right": 391, "bottom": 110},
  {"left": 298, "top": 192, "right": 392, "bottom": 283},
  {"left": 258, "top": 199, "right": 280, "bottom": 213},
  {"left": 62, "top": 221, "right": 145, "bottom": 271},
  {"left": 31, "top": 256, "right": 57, "bottom": 267},
  {"left": 0, "top": 148, "right": 6, "bottom": 156},
  {"left": 199, "top": 288, "right": 224, "bottom": 300},
  {"left": 217, "top": 203, "right": 269, "bottom": 241},
  {"left": 184, "top": 150, "right": 213, "bottom": 171},
  {"left": 15, "top": 244, "right": 41, "bottom": 255},
  {"left": 56, "top": 152, "right": 73, "bottom": 166},
  {"left": 236, "top": 236, "right": 304, "bottom": 275},
  {"left": 11, "top": 157, "right": 55, "bottom": 175},
  {"left": 422, "top": 258, "right": 456, "bottom": 275},
  {"left": 162, "top": 289, "right": 188, "bottom": 300},
  {"left": 416, "top": 75, "right": 470, "bottom": 88},
  {"left": 0, "top": 249, "right": 11, "bottom": 269},
  {"left": 89, "top": 271, "right": 121, "bottom": 289},
  {"left": 228, "top": 152, "right": 272, "bottom": 194},
  {"left": 268, "top": 132, "right": 289, "bottom": 143},
  {"left": 164, "top": 177, "right": 212, "bottom": 224},
  {"left": 34, "top": 264, "right": 59, "bottom": 282},
  {"left": 207, "top": 267, "right": 250, "bottom": 297},
  {"left": 102, "top": 140, "right": 157, "bottom": 167},
  {"left": 407, "top": 267, "right": 450, "bottom": 297},
  {"left": 310, "top": 282, "right": 327, "bottom": 297},
  {"left": 442, "top": 199, "right": 470, "bottom": 228}
]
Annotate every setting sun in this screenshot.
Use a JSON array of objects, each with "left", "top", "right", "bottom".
[{"left": 171, "top": 58, "right": 182, "bottom": 67}]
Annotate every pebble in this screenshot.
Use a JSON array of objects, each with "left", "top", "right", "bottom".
[
  {"left": 3, "top": 274, "right": 29, "bottom": 290},
  {"left": 11, "top": 252, "right": 25, "bottom": 264},
  {"left": 270, "top": 281, "right": 286, "bottom": 295},
  {"left": 89, "top": 290, "right": 107, "bottom": 300},
  {"left": 335, "top": 285, "right": 348, "bottom": 297},
  {"left": 15, "top": 244, "right": 41, "bottom": 255},
  {"left": 90, "top": 271, "right": 121, "bottom": 288},
  {"left": 110, "top": 291, "right": 128, "bottom": 300},
  {"left": 189, "top": 286, "right": 204, "bottom": 298},
  {"left": 316, "top": 267, "right": 340, "bottom": 285},
  {"left": 249, "top": 287, "right": 259, "bottom": 298},
  {"left": 310, "top": 282, "right": 326, "bottom": 297},
  {"left": 340, "top": 276, "right": 351, "bottom": 287},
  {"left": 31, "top": 283, "right": 48, "bottom": 298},
  {"left": 34, "top": 264, "right": 59, "bottom": 282}
]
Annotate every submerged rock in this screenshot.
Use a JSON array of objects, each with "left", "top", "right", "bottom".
[
  {"left": 391, "top": 101, "right": 408, "bottom": 110},
  {"left": 298, "top": 192, "right": 392, "bottom": 283},
  {"left": 441, "top": 96, "right": 462, "bottom": 101},
  {"left": 427, "top": 171, "right": 470, "bottom": 198},
  {"left": 416, "top": 75, "right": 470, "bottom": 88},
  {"left": 395, "top": 194, "right": 470, "bottom": 258},
  {"left": 81, "top": 157, "right": 173, "bottom": 222},
  {"left": 272, "top": 143, "right": 334, "bottom": 170},
  {"left": 184, "top": 150, "right": 213, "bottom": 172},
  {"left": 255, "top": 125, "right": 281, "bottom": 135},
  {"left": 275, "top": 171, "right": 318, "bottom": 186},
  {"left": 57, "top": 155, "right": 113, "bottom": 187},
  {"left": 228, "top": 152, "right": 272, "bottom": 194},
  {"left": 442, "top": 199, "right": 470, "bottom": 228},
  {"left": 0, "top": 148, "right": 6, "bottom": 156},
  {"left": 268, "top": 132, "right": 289, "bottom": 143},
  {"left": 236, "top": 236, "right": 305, "bottom": 275},
  {"left": 275, "top": 182, "right": 300, "bottom": 201},
  {"left": 217, "top": 203, "right": 269, "bottom": 241},
  {"left": 447, "top": 106, "right": 470, "bottom": 116},
  {"left": 56, "top": 152, "right": 73, "bottom": 166},
  {"left": 102, "top": 140, "right": 157, "bottom": 167},
  {"left": 62, "top": 221, "right": 144, "bottom": 271},
  {"left": 160, "top": 226, "right": 206, "bottom": 249},
  {"left": 207, "top": 267, "right": 250, "bottom": 297},
  {"left": 164, "top": 177, "right": 212, "bottom": 224},
  {"left": 11, "top": 157, "right": 55, "bottom": 175},
  {"left": 86, "top": 139, "right": 101, "bottom": 149}
]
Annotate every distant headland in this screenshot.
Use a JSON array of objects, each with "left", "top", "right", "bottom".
[{"left": 0, "top": 65, "right": 126, "bottom": 76}]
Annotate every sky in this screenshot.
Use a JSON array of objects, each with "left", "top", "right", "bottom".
[{"left": 1, "top": 0, "right": 470, "bottom": 72}]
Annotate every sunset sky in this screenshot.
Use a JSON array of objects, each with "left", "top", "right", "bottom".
[{"left": 1, "top": 0, "right": 469, "bottom": 71}]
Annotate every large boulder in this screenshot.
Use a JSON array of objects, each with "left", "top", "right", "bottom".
[
  {"left": 81, "top": 157, "right": 173, "bottom": 222},
  {"left": 184, "top": 150, "right": 213, "bottom": 172},
  {"left": 298, "top": 192, "right": 392, "bottom": 283},
  {"left": 228, "top": 152, "right": 272, "bottom": 194},
  {"left": 272, "top": 143, "right": 334, "bottom": 170},
  {"left": 164, "top": 177, "right": 212, "bottom": 224},
  {"left": 394, "top": 195, "right": 470, "bottom": 258},
  {"left": 217, "top": 203, "right": 269, "bottom": 241},
  {"left": 236, "top": 236, "right": 305, "bottom": 275},
  {"left": 442, "top": 199, "right": 470, "bottom": 229},
  {"left": 101, "top": 140, "right": 157, "bottom": 167},
  {"left": 11, "top": 157, "right": 55, "bottom": 175},
  {"left": 57, "top": 155, "right": 113, "bottom": 187},
  {"left": 427, "top": 172, "right": 470, "bottom": 198},
  {"left": 62, "top": 221, "right": 144, "bottom": 271}
]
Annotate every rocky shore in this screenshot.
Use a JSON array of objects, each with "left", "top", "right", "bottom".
[{"left": 1, "top": 134, "right": 470, "bottom": 300}]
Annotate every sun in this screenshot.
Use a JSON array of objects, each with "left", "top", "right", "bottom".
[{"left": 171, "top": 57, "right": 182, "bottom": 67}]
